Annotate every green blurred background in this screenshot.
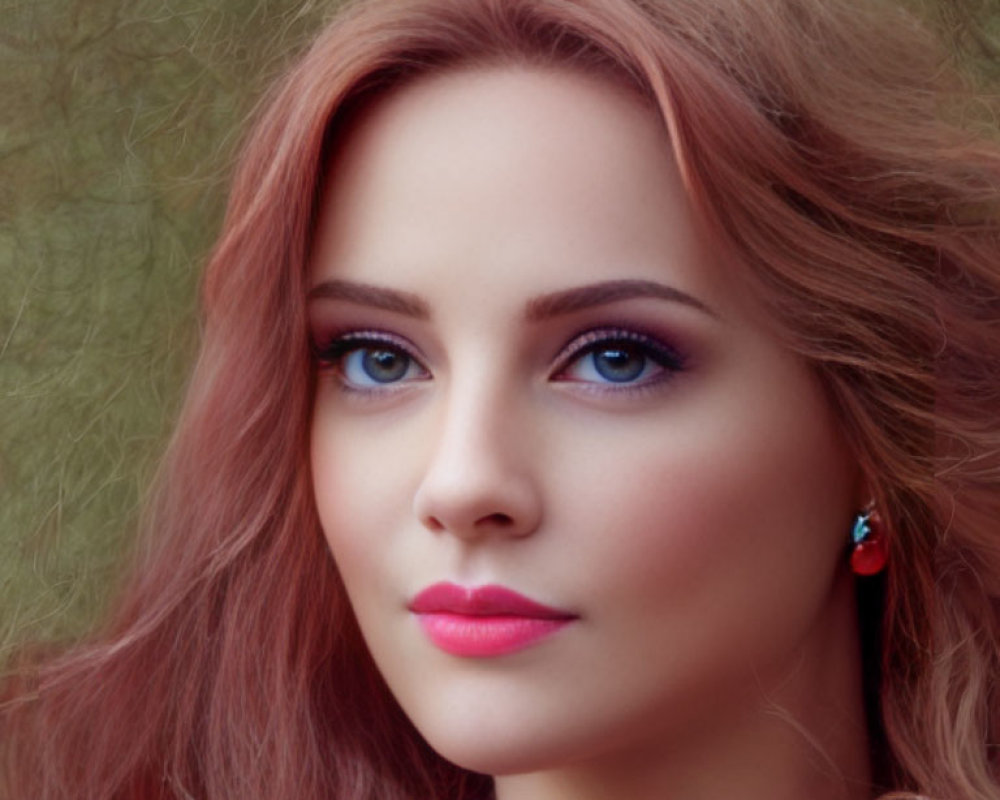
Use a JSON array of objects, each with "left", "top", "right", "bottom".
[
  {"left": 0, "top": 0, "right": 344, "bottom": 657},
  {"left": 1, "top": 0, "right": 997, "bottom": 661}
]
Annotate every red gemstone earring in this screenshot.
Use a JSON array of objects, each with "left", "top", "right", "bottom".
[{"left": 850, "top": 506, "right": 888, "bottom": 576}]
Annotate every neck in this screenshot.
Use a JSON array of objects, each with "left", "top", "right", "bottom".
[{"left": 494, "top": 570, "right": 873, "bottom": 800}]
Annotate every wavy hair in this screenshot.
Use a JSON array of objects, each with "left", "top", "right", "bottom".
[{"left": 3, "top": 0, "right": 999, "bottom": 798}]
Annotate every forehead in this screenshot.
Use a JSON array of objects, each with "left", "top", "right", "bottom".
[{"left": 309, "top": 65, "right": 729, "bottom": 316}]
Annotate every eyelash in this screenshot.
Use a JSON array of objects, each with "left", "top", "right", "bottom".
[
  {"left": 551, "top": 327, "right": 686, "bottom": 396},
  {"left": 312, "top": 331, "right": 429, "bottom": 398},
  {"left": 312, "top": 326, "right": 687, "bottom": 398}
]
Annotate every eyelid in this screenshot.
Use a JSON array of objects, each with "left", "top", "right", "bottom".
[
  {"left": 550, "top": 326, "right": 685, "bottom": 377},
  {"left": 312, "top": 329, "right": 433, "bottom": 398},
  {"left": 311, "top": 325, "right": 686, "bottom": 396},
  {"left": 312, "top": 329, "right": 423, "bottom": 366}
]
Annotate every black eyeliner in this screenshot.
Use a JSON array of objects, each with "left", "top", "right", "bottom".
[
  {"left": 312, "top": 329, "right": 417, "bottom": 366},
  {"left": 552, "top": 325, "right": 687, "bottom": 375}
]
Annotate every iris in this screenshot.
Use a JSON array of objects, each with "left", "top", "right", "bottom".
[
  {"left": 589, "top": 344, "right": 646, "bottom": 382},
  {"left": 358, "top": 348, "right": 410, "bottom": 383}
]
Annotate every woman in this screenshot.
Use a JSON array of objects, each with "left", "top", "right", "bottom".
[{"left": 3, "top": 0, "right": 999, "bottom": 797}]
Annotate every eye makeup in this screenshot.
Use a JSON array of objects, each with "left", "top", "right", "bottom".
[
  {"left": 312, "top": 329, "right": 419, "bottom": 367},
  {"left": 549, "top": 325, "right": 689, "bottom": 398},
  {"left": 311, "top": 319, "right": 690, "bottom": 402},
  {"left": 312, "top": 329, "right": 430, "bottom": 397}
]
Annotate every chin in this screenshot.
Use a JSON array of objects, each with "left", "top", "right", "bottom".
[
  {"left": 412, "top": 704, "right": 622, "bottom": 778},
  {"left": 428, "top": 733, "right": 564, "bottom": 777}
]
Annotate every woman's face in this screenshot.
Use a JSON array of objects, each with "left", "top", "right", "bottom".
[{"left": 308, "top": 66, "right": 862, "bottom": 777}]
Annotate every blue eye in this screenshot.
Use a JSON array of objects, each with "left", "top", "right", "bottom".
[
  {"left": 342, "top": 347, "right": 423, "bottom": 386},
  {"left": 554, "top": 329, "right": 684, "bottom": 388},
  {"left": 314, "top": 333, "right": 428, "bottom": 390}
]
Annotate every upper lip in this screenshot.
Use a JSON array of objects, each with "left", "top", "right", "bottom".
[{"left": 408, "top": 582, "right": 576, "bottom": 619}]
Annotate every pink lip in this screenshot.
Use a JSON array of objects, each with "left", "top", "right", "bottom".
[{"left": 408, "top": 582, "right": 577, "bottom": 657}]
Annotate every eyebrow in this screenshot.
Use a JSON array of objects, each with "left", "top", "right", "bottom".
[
  {"left": 307, "top": 279, "right": 430, "bottom": 319},
  {"left": 524, "top": 279, "right": 717, "bottom": 321},
  {"left": 307, "top": 277, "right": 717, "bottom": 321}
]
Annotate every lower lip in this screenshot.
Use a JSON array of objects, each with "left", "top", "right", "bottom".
[{"left": 415, "top": 613, "right": 573, "bottom": 657}]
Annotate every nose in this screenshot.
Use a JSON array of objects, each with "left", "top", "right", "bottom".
[{"left": 412, "top": 382, "right": 542, "bottom": 541}]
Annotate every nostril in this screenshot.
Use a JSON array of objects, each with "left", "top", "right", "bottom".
[
  {"left": 426, "top": 516, "right": 446, "bottom": 532},
  {"left": 479, "top": 512, "right": 515, "bottom": 527}
]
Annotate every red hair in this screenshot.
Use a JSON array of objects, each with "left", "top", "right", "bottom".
[{"left": 4, "top": 0, "right": 999, "bottom": 797}]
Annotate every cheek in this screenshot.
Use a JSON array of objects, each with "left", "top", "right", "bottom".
[
  {"left": 556, "top": 371, "right": 855, "bottom": 663},
  {"left": 310, "top": 414, "right": 408, "bottom": 588}
]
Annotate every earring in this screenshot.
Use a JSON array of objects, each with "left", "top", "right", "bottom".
[{"left": 850, "top": 507, "right": 888, "bottom": 576}]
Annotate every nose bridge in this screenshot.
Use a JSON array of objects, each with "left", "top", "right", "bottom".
[{"left": 413, "top": 361, "right": 541, "bottom": 539}]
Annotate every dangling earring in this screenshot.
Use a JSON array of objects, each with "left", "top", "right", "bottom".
[{"left": 850, "top": 506, "right": 888, "bottom": 576}]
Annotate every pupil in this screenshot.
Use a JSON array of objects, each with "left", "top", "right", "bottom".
[
  {"left": 594, "top": 346, "right": 644, "bottom": 382},
  {"left": 362, "top": 348, "right": 408, "bottom": 382}
]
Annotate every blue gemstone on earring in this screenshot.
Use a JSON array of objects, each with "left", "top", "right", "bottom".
[{"left": 852, "top": 513, "right": 871, "bottom": 544}]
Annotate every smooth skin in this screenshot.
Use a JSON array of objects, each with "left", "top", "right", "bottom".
[{"left": 308, "top": 66, "right": 873, "bottom": 800}]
